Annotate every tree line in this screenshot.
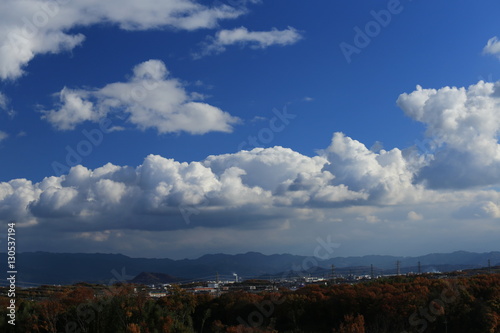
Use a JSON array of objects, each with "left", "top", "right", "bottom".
[{"left": 0, "top": 274, "right": 498, "bottom": 332}]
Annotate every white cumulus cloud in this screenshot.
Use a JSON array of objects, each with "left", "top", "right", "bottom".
[
  {"left": 483, "top": 36, "right": 500, "bottom": 60},
  {"left": 42, "top": 59, "right": 240, "bottom": 134},
  {"left": 321, "top": 132, "right": 420, "bottom": 204},
  {"left": 454, "top": 201, "right": 500, "bottom": 219},
  {"left": 397, "top": 81, "right": 500, "bottom": 188}
]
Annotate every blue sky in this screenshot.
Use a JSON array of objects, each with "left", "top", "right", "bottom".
[{"left": 1, "top": 0, "right": 500, "bottom": 259}]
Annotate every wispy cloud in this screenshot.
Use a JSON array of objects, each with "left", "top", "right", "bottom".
[
  {"left": 0, "top": 91, "right": 14, "bottom": 117},
  {"left": 0, "top": 92, "right": 8, "bottom": 110},
  {"left": 194, "top": 26, "right": 303, "bottom": 58},
  {"left": 0, "top": 130, "right": 8, "bottom": 143},
  {"left": 407, "top": 211, "right": 423, "bottom": 221}
]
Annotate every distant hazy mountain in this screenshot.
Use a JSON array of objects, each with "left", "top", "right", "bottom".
[
  {"left": 324, "top": 250, "right": 500, "bottom": 270},
  {"left": 0, "top": 250, "right": 497, "bottom": 286},
  {"left": 130, "top": 272, "right": 180, "bottom": 285}
]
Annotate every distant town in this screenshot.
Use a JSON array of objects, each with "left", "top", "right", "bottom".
[
  {"left": 5, "top": 262, "right": 498, "bottom": 301},
  {"left": 1, "top": 264, "right": 498, "bottom": 332}
]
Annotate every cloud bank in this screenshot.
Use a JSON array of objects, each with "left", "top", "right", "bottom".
[
  {"left": 0, "top": 142, "right": 372, "bottom": 228},
  {"left": 2, "top": 109, "right": 500, "bottom": 257},
  {"left": 5, "top": 87, "right": 500, "bottom": 231}
]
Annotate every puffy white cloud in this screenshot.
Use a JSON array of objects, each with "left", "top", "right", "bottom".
[
  {"left": 407, "top": 211, "right": 423, "bottom": 221},
  {"left": 43, "top": 59, "right": 240, "bottom": 134},
  {"left": 195, "top": 26, "right": 302, "bottom": 58},
  {"left": 204, "top": 146, "right": 327, "bottom": 190},
  {"left": 1, "top": 25, "right": 85, "bottom": 80},
  {"left": 454, "top": 201, "right": 500, "bottom": 219},
  {"left": 483, "top": 36, "right": 500, "bottom": 60},
  {"left": 43, "top": 88, "right": 98, "bottom": 130},
  {"left": 93, "top": 179, "right": 127, "bottom": 205},
  {"left": 0, "top": 179, "right": 41, "bottom": 222},
  {"left": 0, "top": 0, "right": 245, "bottom": 80},
  {"left": 204, "top": 146, "right": 367, "bottom": 206},
  {"left": 321, "top": 132, "right": 419, "bottom": 204},
  {"left": 398, "top": 82, "right": 500, "bottom": 156},
  {"left": 30, "top": 186, "right": 79, "bottom": 216},
  {"left": 397, "top": 81, "right": 500, "bottom": 188}
]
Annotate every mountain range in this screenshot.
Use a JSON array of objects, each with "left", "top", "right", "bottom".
[{"left": 1, "top": 250, "right": 498, "bottom": 286}]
